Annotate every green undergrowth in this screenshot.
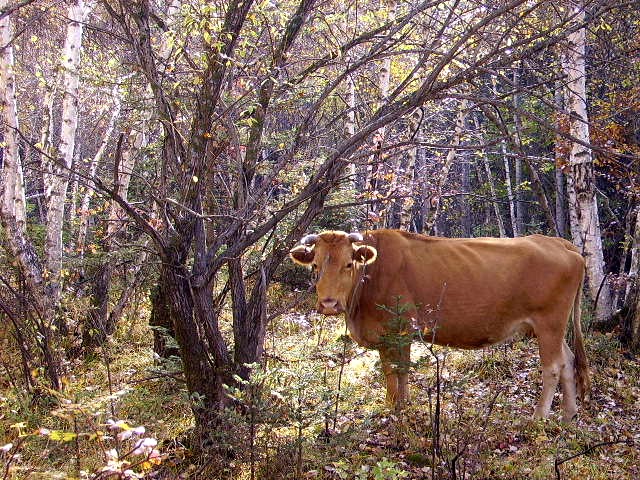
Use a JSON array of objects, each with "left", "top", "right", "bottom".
[{"left": 1, "top": 303, "right": 639, "bottom": 479}]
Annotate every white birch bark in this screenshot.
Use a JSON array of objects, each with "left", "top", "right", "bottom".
[
  {"left": 501, "top": 144, "right": 519, "bottom": 237},
  {"left": 562, "top": 4, "right": 612, "bottom": 322},
  {"left": 0, "top": 6, "right": 26, "bottom": 230},
  {"left": 345, "top": 75, "right": 360, "bottom": 229},
  {"left": 345, "top": 78, "right": 356, "bottom": 140},
  {"left": 0, "top": 1, "right": 63, "bottom": 388},
  {"left": 0, "top": 0, "right": 36, "bottom": 286},
  {"left": 44, "top": 0, "right": 93, "bottom": 302}
]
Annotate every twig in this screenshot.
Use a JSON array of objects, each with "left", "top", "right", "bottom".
[
  {"left": 2, "top": 436, "right": 28, "bottom": 480},
  {"left": 332, "top": 323, "right": 349, "bottom": 431},
  {"left": 554, "top": 439, "right": 634, "bottom": 480}
]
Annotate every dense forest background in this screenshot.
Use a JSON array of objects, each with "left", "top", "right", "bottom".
[{"left": 1, "top": 0, "right": 640, "bottom": 478}]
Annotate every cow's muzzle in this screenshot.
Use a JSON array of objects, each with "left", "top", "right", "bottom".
[{"left": 317, "top": 298, "right": 344, "bottom": 315}]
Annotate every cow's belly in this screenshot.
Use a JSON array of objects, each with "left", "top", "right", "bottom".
[
  {"left": 427, "top": 316, "right": 534, "bottom": 349},
  {"left": 345, "top": 304, "right": 534, "bottom": 350}
]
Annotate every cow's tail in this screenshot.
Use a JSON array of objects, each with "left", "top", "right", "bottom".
[{"left": 572, "top": 276, "right": 591, "bottom": 403}]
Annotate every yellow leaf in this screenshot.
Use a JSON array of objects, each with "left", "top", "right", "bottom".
[{"left": 534, "top": 434, "right": 548, "bottom": 443}]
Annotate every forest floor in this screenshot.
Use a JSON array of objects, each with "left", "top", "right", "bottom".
[{"left": 1, "top": 300, "right": 639, "bottom": 479}]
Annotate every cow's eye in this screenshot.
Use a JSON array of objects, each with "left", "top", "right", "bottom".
[{"left": 345, "top": 262, "right": 353, "bottom": 269}]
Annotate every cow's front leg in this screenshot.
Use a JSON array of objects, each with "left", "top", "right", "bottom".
[
  {"left": 379, "top": 347, "right": 400, "bottom": 407},
  {"left": 379, "top": 345, "right": 410, "bottom": 409},
  {"left": 397, "top": 343, "right": 411, "bottom": 406}
]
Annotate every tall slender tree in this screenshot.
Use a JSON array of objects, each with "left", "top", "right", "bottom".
[{"left": 561, "top": 2, "right": 612, "bottom": 322}]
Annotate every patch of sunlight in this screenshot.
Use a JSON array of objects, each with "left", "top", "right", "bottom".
[{"left": 344, "top": 350, "right": 378, "bottom": 384}]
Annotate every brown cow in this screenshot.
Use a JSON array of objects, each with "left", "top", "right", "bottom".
[{"left": 290, "top": 229, "right": 590, "bottom": 421}]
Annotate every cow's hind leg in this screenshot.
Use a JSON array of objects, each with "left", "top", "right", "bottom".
[
  {"left": 559, "top": 340, "right": 577, "bottom": 422},
  {"left": 534, "top": 331, "right": 565, "bottom": 419}
]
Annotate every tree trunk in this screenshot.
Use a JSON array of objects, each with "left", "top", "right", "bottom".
[
  {"left": 230, "top": 258, "right": 268, "bottom": 380},
  {"left": 82, "top": 261, "right": 111, "bottom": 349},
  {"left": 386, "top": 148, "right": 413, "bottom": 229},
  {"left": 44, "top": 0, "right": 92, "bottom": 307},
  {"left": 425, "top": 99, "right": 468, "bottom": 233},
  {"left": 39, "top": 80, "right": 57, "bottom": 220},
  {"left": 77, "top": 84, "right": 123, "bottom": 258},
  {"left": 554, "top": 86, "right": 568, "bottom": 238},
  {"left": 500, "top": 143, "right": 518, "bottom": 237},
  {"left": 620, "top": 285, "right": 640, "bottom": 352},
  {"left": 365, "top": 0, "right": 396, "bottom": 227},
  {"left": 562, "top": 5, "right": 612, "bottom": 323},
  {"left": 345, "top": 74, "right": 359, "bottom": 201},
  {"left": 620, "top": 208, "right": 640, "bottom": 349},
  {"left": 399, "top": 143, "right": 417, "bottom": 230},
  {"left": 555, "top": 165, "right": 567, "bottom": 237},
  {"left": 412, "top": 114, "right": 428, "bottom": 233},
  {"left": 474, "top": 114, "right": 506, "bottom": 237},
  {"left": 0, "top": 2, "right": 61, "bottom": 389},
  {"left": 82, "top": 129, "right": 140, "bottom": 350},
  {"left": 522, "top": 156, "right": 559, "bottom": 236},
  {"left": 0, "top": 2, "right": 26, "bottom": 232},
  {"left": 149, "top": 283, "right": 180, "bottom": 359},
  {"left": 612, "top": 207, "right": 634, "bottom": 310},
  {"left": 162, "top": 265, "right": 231, "bottom": 421},
  {"left": 461, "top": 155, "right": 472, "bottom": 237},
  {"left": 513, "top": 66, "right": 526, "bottom": 235}
]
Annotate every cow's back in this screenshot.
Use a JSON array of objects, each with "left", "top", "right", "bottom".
[{"left": 353, "top": 230, "right": 584, "bottom": 349}]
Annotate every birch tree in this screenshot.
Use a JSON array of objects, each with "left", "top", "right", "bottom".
[
  {"left": 0, "top": 0, "right": 26, "bottom": 231},
  {"left": 43, "top": 0, "right": 94, "bottom": 306},
  {"left": 561, "top": 2, "right": 612, "bottom": 322},
  {"left": 0, "top": 0, "right": 61, "bottom": 390}
]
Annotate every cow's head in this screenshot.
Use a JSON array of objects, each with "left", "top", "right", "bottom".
[{"left": 289, "top": 231, "right": 377, "bottom": 315}]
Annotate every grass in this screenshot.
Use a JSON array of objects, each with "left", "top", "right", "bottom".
[{"left": 1, "top": 304, "right": 639, "bottom": 479}]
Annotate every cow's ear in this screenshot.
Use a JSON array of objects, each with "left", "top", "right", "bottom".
[
  {"left": 353, "top": 245, "right": 377, "bottom": 265},
  {"left": 289, "top": 245, "right": 315, "bottom": 266}
]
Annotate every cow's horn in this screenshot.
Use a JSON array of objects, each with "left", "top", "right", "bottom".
[
  {"left": 348, "top": 232, "right": 363, "bottom": 243},
  {"left": 300, "top": 234, "right": 319, "bottom": 246}
]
